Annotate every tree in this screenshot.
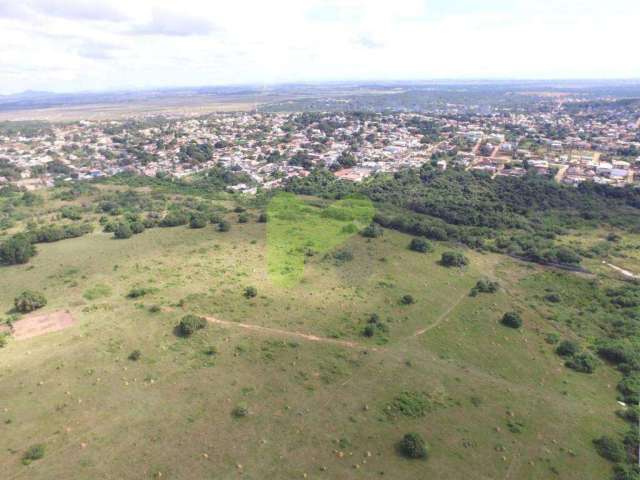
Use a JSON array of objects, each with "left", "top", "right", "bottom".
[
  {"left": 501, "top": 311, "right": 522, "bottom": 329},
  {"left": 189, "top": 213, "right": 208, "bottom": 229},
  {"left": 178, "top": 315, "right": 207, "bottom": 336},
  {"left": 398, "top": 432, "right": 427, "bottom": 459},
  {"left": 0, "top": 234, "right": 36, "bottom": 265},
  {"left": 114, "top": 222, "right": 133, "bottom": 239},
  {"left": 218, "top": 220, "right": 231, "bottom": 232},
  {"left": 14, "top": 290, "right": 47, "bottom": 313},
  {"left": 409, "top": 238, "right": 431, "bottom": 253},
  {"left": 440, "top": 251, "right": 469, "bottom": 267}
]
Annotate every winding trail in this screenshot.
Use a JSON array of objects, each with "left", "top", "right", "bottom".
[
  {"left": 413, "top": 291, "right": 467, "bottom": 337},
  {"left": 605, "top": 262, "right": 640, "bottom": 280},
  {"left": 204, "top": 315, "right": 364, "bottom": 349}
]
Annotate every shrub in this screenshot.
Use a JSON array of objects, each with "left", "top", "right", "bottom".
[
  {"left": 470, "top": 279, "right": 499, "bottom": 296},
  {"left": 232, "top": 402, "right": 249, "bottom": 418},
  {"left": 149, "top": 304, "right": 161, "bottom": 313},
  {"left": 409, "top": 238, "right": 431, "bottom": 253},
  {"left": 244, "top": 286, "right": 258, "bottom": 298},
  {"left": 160, "top": 211, "right": 188, "bottom": 227},
  {"left": 190, "top": 213, "right": 208, "bottom": 229},
  {"left": 593, "top": 435, "right": 626, "bottom": 463},
  {"left": 441, "top": 251, "right": 469, "bottom": 267},
  {"left": 565, "top": 352, "right": 598, "bottom": 373},
  {"left": 0, "top": 333, "right": 8, "bottom": 348},
  {"left": 501, "top": 312, "right": 522, "bottom": 329},
  {"left": 14, "top": 291, "right": 47, "bottom": 313},
  {"left": 126, "top": 287, "right": 154, "bottom": 299},
  {"left": 361, "top": 223, "right": 383, "bottom": 238},
  {"left": 618, "top": 374, "right": 640, "bottom": 404},
  {"left": 362, "top": 325, "right": 376, "bottom": 337},
  {"left": 332, "top": 249, "right": 353, "bottom": 264},
  {"left": 258, "top": 212, "right": 268, "bottom": 223},
  {"left": 237, "top": 213, "right": 249, "bottom": 223},
  {"left": 545, "top": 293, "right": 562, "bottom": 303},
  {"left": 556, "top": 340, "right": 580, "bottom": 357},
  {"left": 128, "top": 350, "right": 141, "bottom": 361},
  {"left": 113, "top": 222, "right": 133, "bottom": 239},
  {"left": 398, "top": 433, "right": 427, "bottom": 459},
  {"left": 401, "top": 294, "right": 415, "bottom": 305},
  {"left": 388, "top": 391, "right": 429, "bottom": 418},
  {"left": 0, "top": 234, "right": 36, "bottom": 265},
  {"left": 178, "top": 314, "right": 207, "bottom": 336},
  {"left": 218, "top": 220, "right": 231, "bottom": 232},
  {"left": 22, "top": 444, "right": 45, "bottom": 465},
  {"left": 130, "top": 221, "right": 145, "bottom": 234}
]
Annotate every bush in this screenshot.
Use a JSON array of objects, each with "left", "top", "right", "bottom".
[
  {"left": 501, "top": 311, "right": 522, "bottom": 329},
  {"left": 409, "top": 238, "right": 432, "bottom": 253},
  {"left": 22, "top": 444, "right": 45, "bottom": 465},
  {"left": 178, "top": 314, "right": 207, "bottom": 336},
  {"left": 218, "top": 220, "right": 231, "bottom": 232},
  {"left": 0, "top": 234, "right": 36, "bottom": 265},
  {"left": 14, "top": 291, "right": 47, "bottom": 313},
  {"left": 130, "top": 221, "right": 145, "bottom": 234},
  {"left": 441, "top": 251, "right": 469, "bottom": 267},
  {"left": 401, "top": 294, "right": 415, "bottom": 305},
  {"left": 160, "top": 211, "right": 189, "bottom": 227},
  {"left": 244, "top": 286, "right": 258, "bottom": 298},
  {"left": 545, "top": 293, "right": 562, "bottom": 303},
  {"left": 237, "top": 213, "right": 249, "bottom": 223},
  {"left": 556, "top": 340, "right": 580, "bottom": 357},
  {"left": 470, "top": 279, "right": 499, "bottom": 296},
  {"left": 593, "top": 435, "right": 626, "bottom": 463},
  {"left": 128, "top": 350, "right": 141, "bottom": 361},
  {"left": 361, "top": 223, "right": 383, "bottom": 238},
  {"left": 113, "top": 222, "right": 133, "bottom": 239},
  {"left": 190, "top": 213, "right": 208, "bottom": 229},
  {"left": 362, "top": 325, "right": 376, "bottom": 337},
  {"left": 0, "top": 333, "right": 9, "bottom": 348},
  {"left": 618, "top": 374, "right": 640, "bottom": 404},
  {"left": 398, "top": 432, "right": 427, "bottom": 459},
  {"left": 566, "top": 352, "right": 598, "bottom": 373},
  {"left": 126, "top": 287, "right": 154, "bottom": 299},
  {"left": 232, "top": 402, "right": 249, "bottom": 418},
  {"left": 258, "top": 212, "right": 268, "bottom": 223}
]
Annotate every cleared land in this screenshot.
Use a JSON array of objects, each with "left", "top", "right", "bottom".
[
  {"left": 10, "top": 311, "right": 76, "bottom": 340},
  {"left": 0, "top": 199, "right": 632, "bottom": 479}
]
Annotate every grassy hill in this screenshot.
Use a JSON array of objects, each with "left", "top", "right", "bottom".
[{"left": 0, "top": 190, "right": 632, "bottom": 479}]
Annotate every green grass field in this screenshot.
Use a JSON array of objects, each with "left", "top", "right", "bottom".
[{"left": 0, "top": 199, "right": 631, "bottom": 479}]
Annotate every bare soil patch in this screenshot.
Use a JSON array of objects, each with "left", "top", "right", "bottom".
[{"left": 10, "top": 310, "right": 76, "bottom": 340}]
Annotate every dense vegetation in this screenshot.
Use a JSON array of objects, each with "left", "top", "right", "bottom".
[{"left": 287, "top": 166, "right": 640, "bottom": 269}]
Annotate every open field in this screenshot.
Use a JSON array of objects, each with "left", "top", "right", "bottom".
[
  {"left": 0, "top": 202, "right": 628, "bottom": 479},
  {"left": 0, "top": 98, "right": 258, "bottom": 122}
]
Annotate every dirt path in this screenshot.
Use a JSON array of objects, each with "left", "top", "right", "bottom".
[
  {"left": 204, "top": 315, "right": 365, "bottom": 349},
  {"left": 413, "top": 291, "right": 467, "bottom": 337},
  {"left": 605, "top": 262, "right": 640, "bottom": 279}
]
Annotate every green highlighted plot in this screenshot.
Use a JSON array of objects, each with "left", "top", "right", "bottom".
[{"left": 266, "top": 192, "right": 375, "bottom": 287}]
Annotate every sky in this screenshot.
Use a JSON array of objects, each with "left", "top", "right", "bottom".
[{"left": 0, "top": 0, "right": 638, "bottom": 94}]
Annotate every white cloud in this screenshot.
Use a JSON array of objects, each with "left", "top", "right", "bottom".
[{"left": 0, "top": 0, "right": 638, "bottom": 94}]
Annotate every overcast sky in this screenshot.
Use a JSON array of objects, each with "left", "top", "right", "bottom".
[{"left": 0, "top": 0, "right": 638, "bottom": 94}]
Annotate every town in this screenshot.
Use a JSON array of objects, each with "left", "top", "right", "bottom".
[{"left": 1, "top": 97, "right": 639, "bottom": 193}]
